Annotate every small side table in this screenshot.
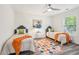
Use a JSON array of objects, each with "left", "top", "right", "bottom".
[{"left": 34, "top": 31, "right": 45, "bottom": 39}]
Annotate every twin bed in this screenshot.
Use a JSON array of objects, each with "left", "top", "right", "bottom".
[
  {"left": 0, "top": 25, "right": 35, "bottom": 55},
  {"left": 46, "top": 32, "right": 71, "bottom": 45}
]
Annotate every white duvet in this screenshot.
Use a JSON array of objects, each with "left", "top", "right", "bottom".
[{"left": 1, "top": 34, "right": 35, "bottom": 55}]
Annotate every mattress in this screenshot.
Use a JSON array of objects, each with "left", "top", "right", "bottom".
[{"left": 1, "top": 34, "right": 35, "bottom": 55}]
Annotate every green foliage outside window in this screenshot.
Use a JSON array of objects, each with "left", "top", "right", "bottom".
[{"left": 65, "top": 16, "right": 76, "bottom": 32}]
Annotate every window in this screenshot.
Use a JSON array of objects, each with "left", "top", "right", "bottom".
[{"left": 65, "top": 16, "right": 76, "bottom": 33}]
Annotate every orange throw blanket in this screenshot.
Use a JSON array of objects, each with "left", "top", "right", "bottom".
[
  {"left": 54, "top": 32, "right": 71, "bottom": 45},
  {"left": 12, "top": 35, "right": 32, "bottom": 55}
]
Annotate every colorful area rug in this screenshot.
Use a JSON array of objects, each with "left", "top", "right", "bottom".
[{"left": 34, "top": 38, "right": 63, "bottom": 55}]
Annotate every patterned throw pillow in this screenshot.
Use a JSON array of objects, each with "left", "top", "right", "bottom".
[
  {"left": 17, "top": 29, "right": 25, "bottom": 34},
  {"left": 19, "top": 29, "right": 24, "bottom": 34}
]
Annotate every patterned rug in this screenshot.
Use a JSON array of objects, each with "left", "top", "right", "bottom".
[
  {"left": 34, "top": 38, "right": 79, "bottom": 55},
  {"left": 34, "top": 38, "right": 63, "bottom": 55}
]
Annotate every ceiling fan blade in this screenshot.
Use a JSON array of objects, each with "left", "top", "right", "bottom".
[
  {"left": 50, "top": 7, "right": 60, "bottom": 10},
  {"left": 48, "top": 4, "right": 60, "bottom": 11}
]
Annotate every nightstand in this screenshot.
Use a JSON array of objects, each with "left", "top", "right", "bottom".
[{"left": 34, "top": 31, "right": 45, "bottom": 39}]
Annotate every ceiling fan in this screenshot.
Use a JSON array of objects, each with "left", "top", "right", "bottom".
[{"left": 43, "top": 4, "right": 60, "bottom": 13}]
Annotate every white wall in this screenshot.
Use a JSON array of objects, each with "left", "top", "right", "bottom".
[
  {"left": 14, "top": 12, "right": 53, "bottom": 32},
  {"left": 51, "top": 7, "right": 79, "bottom": 32},
  {"left": 0, "top": 5, "right": 14, "bottom": 51},
  {"left": 51, "top": 7, "right": 79, "bottom": 44}
]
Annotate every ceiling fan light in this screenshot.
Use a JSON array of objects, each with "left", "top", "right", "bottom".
[{"left": 48, "top": 8, "right": 52, "bottom": 11}]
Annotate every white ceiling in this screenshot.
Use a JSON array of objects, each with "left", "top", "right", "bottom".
[{"left": 11, "top": 4, "right": 79, "bottom": 16}]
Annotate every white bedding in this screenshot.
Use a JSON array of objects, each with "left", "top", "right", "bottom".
[
  {"left": 47, "top": 32, "right": 66, "bottom": 44},
  {"left": 1, "top": 34, "right": 35, "bottom": 55}
]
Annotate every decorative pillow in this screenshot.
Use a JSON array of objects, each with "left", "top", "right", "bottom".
[{"left": 17, "top": 29, "right": 26, "bottom": 34}]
